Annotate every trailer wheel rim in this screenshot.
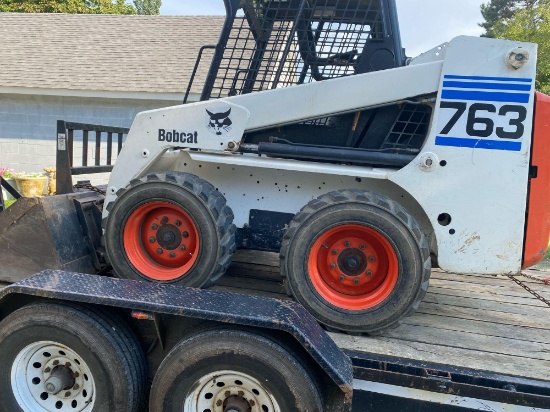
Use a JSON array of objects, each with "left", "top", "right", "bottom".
[
  {"left": 11, "top": 341, "right": 96, "bottom": 412},
  {"left": 308, "top": 224, "right": 399, "bottom": 310},
  {"left": 184, "top": 370, "right": 280, "bottom": 412},
  {"left": 123, "top": 201, "right": 200, "bottom": 281}
]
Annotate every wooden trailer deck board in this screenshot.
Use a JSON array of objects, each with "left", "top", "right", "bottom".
[
  {"left": 1, "top": 251, "right": 548, "bottom": 382},
  {"left": 216, "top": 250, "right": 550, "bottom": 382}
]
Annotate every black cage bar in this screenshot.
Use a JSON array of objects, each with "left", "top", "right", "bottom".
[
  {"left": 56, "top": 121, "right": 129, "bottom": 195},
  {"left": 193, "top": 0, "right": 405, "bottom": 101}
]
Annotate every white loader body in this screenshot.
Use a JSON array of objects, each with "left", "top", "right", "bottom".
[{"left": 104, "top": 36, "right": 539, "bottom": 275}]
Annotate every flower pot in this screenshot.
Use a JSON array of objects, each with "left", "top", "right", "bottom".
[
  {"left": 44, "top": 167, "right": 57, "bottom": 195},
  {"left": 1, "top": 177, "right": 16, "bottom": 200},
  {"left": 15, "top": 176, "right": 48, "bottom": 198}
]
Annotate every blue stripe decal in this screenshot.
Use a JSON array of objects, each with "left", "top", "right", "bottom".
[
  {"left": 441, "top": 90, "right": 530, "bottom": 103},
  {"left": 444, "top": 75, "right": 533, "bottom": 83},
  {"left": 435, "top": 136, "right": 522, "bottom": 151},
  {"left": 443, "top": 81, "right": 532, "bottom": 91}
]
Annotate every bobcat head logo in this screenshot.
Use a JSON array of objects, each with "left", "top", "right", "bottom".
[{"left": 206, "top": 108, "right": 232, "bottom": 136}]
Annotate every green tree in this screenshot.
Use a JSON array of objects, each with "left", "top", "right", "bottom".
[
  {"left": 489, "top": 2, "right": 550, "bottom": 93},
  {"left": 133, "top": 0, "right": 160, "bottom": 15},
  {"left": 0, "top": 0, "right": 136, "bottom": 14},
  {"left": 480, "top": 0, "right": 546, "bottom": 37}
]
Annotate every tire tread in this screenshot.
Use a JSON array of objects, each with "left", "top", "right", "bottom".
[
  {"left": 280, "top": 189, "right": 431, "bottom": 335},
  {"left": 105, "top": 171, "right": 236, "bottom": 288}
]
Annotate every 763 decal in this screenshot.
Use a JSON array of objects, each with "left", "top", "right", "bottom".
[
  {"left": 435, "top": 74, "right": 533, "bottom": 152},
  {"left": 439, "top": 102, "right": 527, "bottom": 140}
]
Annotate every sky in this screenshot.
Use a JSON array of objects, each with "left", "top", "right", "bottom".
[{"left": 159, "top": 0, "right": 486, "bottom": 57}]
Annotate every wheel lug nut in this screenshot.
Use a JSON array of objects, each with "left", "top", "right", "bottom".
[
  {"left": 182, "top": 231, "right": 189, "bottom": 238},
  {"left": 65, "top": 362, "right": 71, "bottom": 367},
  {"left": 65, "top": 391, "right": 71, "bottom": 397},
  {"left": 339, "top": 275, "right": 345, "bottom": 281},
  {"left": 156, "top": 248, "right": 163, "bottom": 255},
  {"left": 73, "top": 372, "right": 79, "bottom": 378},
  {"left": 169, "top": 252, "right": 176, "bottom": 258},
  {"left": 149, "top": 237, "right": 156, "bottom": 243},
  {"left": 216, "top": 400, "right": 223, "bottom": 407},
  {"left": 225, "top": 391, "right": 231, "bottom": 397},
  {"left": 53, "top": 360, "right": 59, "bottom": 366},
  {"left": 151, "top": 223, "right": 159, "bottom": 230},
  {"left": 73, "top": 384, "right": 79, "bottom": 390},
  {"left": 175, "top": 220, "right": 182, "bottom": 227},
  {"left": 332, "top": 249, "right": 338, "bottom": 255},
  {"left": 360, "top": 244, "right": 366, "bottom": 250},
  {"left": 161, "top": 216, "right": 168, "bottom": 225},
  {"left": 369, "top": 256, "right": 375, "bottom": 262},
  {"left": 250, "top": 400, "right": 256, "bottom": 406},
  {"left": 330, "top": 263, "right": 336, "bottom": 269},
  {"left": 180, "top": 245, "right": 186, "bottom": 251},
  {"left": 366, "top": 270, "right": 373, "bottom": 276},
  {"left": 344, "top": 241, "right": 351, "bottom": 247},
  {"left": 44, "top": 367, "right": 51, "bottom": 373},
  {"left": 354, "top": 278, "right": 360, "bottom": 285}
]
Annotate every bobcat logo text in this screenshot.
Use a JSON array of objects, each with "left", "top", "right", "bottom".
[{"left": 158, "top": 129, "right": 198, "bottom": 144}]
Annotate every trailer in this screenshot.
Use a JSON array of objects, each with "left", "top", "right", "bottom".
[
  {"left": 0, "top": 254, "right": 548, "bottom": 411},
  {"left": 1, "top": 0, "right": 550, "bottom": 410}
]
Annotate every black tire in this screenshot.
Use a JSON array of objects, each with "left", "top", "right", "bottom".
[
  {"left": 0, "top": 302, "right": 146, "bottom": 412},
  {"left": 81, "top": 304, "right": 148, "bottom": 411},
  {"left": 280, "top": 189, "right": 431, "bottom": 334},
  {"left": 149, "top": 329, "right": 324, "bottom": 412},
  {"left": 104, "top": 171, "right": 236, "bottom": 288}
]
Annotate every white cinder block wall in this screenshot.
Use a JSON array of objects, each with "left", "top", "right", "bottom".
[{"left": 0, "top": 93, "right": 181, "bottom": 186}]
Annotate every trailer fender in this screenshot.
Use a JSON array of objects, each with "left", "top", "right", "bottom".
[{"left": 0, "top": 270, "right": 353, "bottom": 402}]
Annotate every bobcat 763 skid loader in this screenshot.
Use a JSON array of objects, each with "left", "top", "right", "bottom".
[{"left": 2, "top": 0, "right": 550, "bottom": 336}]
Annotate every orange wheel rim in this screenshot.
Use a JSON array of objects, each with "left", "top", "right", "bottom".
[
  {"left": 123, "top": 201, "right": 199, "bottom": 281},
  {"left": 307, "top": 224, "right": 399, "bottom": 310}
]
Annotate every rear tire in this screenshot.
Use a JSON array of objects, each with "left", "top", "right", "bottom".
[
  {"left": 104, "top": 171, "right": 236, "bottom": 288},
  {"left": 281, "top": 189, "right": 431, "bottom": 334},
  {"left": 0, "top": 302, "right": 145, "bottom": 412},
  {"left": 149, "top": 329, "right": 323, "bottom": 412}
]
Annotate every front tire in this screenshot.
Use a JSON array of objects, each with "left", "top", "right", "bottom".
[
  {"left": 0, "top": 302, "right": 146, "bottom": 412},
  {"left": 149, "top": 329, "right": 323, "bottom": 412},
  {"left": 104, "top": 171, "right": 236, "bottom": 288},
  {"left": 281, "top": 189, "right": 431, "bottom": 334}
]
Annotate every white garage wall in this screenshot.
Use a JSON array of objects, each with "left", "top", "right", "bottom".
[{"left": 0, "top": 93, "right": 182, "bottom": 186}]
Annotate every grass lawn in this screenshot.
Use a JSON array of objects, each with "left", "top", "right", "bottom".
[
  {"left": 3, "top": 199, "right": 15, "bottom": 209},
  {"left": 546, "top": 241, "right": 550, "bottom": 260}
]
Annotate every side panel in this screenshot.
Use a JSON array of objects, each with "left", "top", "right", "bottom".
[
  {"left": 170, "top": 151, "right": 433, "bottom": 240},
  {"left": 522, "top": 92, "right": 550, "bottom": 268},
  {"left": 392, "top": 36, "right": 538, "bottom": 274}
]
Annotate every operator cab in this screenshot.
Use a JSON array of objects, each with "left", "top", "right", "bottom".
[{"left": 186, "top": 0, "right": 433, "bottom": 168}]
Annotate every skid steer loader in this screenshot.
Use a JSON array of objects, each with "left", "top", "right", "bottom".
[{"left": 2, "top": 0, "right": 550, "bottom": 335}]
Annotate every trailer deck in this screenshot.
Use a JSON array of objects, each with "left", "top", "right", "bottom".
[
  {"left": 1, "top": 250, "right": 548, "bottom": 383},
  {"left": 217, "top": 250, "right": 550, "bottom": 383},
  {"left": 1, "top": 250, "right": 549, "bottom": 410}
]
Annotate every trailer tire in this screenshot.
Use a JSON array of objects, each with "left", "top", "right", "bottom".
[
  {"left": 281, "top": 189, "right": 431, "bottom": 334},
  {"left": 104, "top": 171, "right": 236, "bottom": 288},
  {"left": 149, "top": 329, "right": 323, "bottom": 412},
  {"left": 0, "top": 302, "right": 145, "bottom": 412}
]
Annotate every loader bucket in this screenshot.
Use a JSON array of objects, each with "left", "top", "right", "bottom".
[{"left": 0, "top": 192, "right": 103, "bottom": 283}]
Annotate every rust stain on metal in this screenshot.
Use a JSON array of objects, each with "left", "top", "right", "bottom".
[{"left": 457, "top": 233, "right": 481, "bottom": 254}]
